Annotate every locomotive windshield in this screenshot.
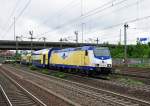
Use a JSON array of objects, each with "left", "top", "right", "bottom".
[{"left": 94, "top": 47, "right": 110, "bottom": 56}]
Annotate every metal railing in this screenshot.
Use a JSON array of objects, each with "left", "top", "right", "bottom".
[{"left": 113, "top": 58, "right": 150, "bottom": 66}]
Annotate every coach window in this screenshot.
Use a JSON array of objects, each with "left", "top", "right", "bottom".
[{"left": 85, "top": 50, "right": 88, "bottom": 56}]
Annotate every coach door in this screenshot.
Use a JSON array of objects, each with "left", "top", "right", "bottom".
[{"left": 43, "top": 55, "right": 46, "bottom": 66}]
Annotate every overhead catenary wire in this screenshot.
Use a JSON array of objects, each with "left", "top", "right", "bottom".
[
  {"left": 71, "top": 0, "right": 145, "bottom": 34},
  {"left": 37, "top": 0, "right": 129, "bottom": 36},
  {"left": 2, "top": 0, "right": 31, "bottom": 38},
  {"left": 42, "top": 0, "right": 150, "bottom": 44},
  {"left": 18, "top": 0, "right": 134, "bottom": 39},
  {"left": 0, "top": 0, "right": 21, "bottom": 38},
  {"left": 30, "top": 0, "right": 80, "bottom": 39},
  {"left": 34, "top": 0, "right": 116, "bottom": 36},
  {"left": 85, "top": 18, "right": 150, "bottom": 44},
  {"left": 87, "top": 14, "right": 150, "bottom": 37},
  {"left": 41, "top": 13, "right": 150, "bottom": 43},
  {"left": 32, "top": 0, "right": 80, "bottom": 31},
  {"left": 43, "top": 0, "right": 80, "bottom": 24},
  {"left": 2, "top": 0, "right": 148, "bottom": 45},
  {"left": 84, "top": 0, "right": 143, "bottom": 26},
  {"left": 60, "top": 0, "right": 143, "bottom": 37},
  {"left": 2, "top": 0, "right": 21, "bottom": 29}
]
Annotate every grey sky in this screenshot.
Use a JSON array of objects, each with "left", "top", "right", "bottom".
[{"left": 0, "top": 0, "right": 150, "bottom": 44}]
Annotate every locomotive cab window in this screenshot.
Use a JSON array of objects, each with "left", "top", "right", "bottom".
[
  {"left": 94, "top": 47, "right": 110, "bottom": 56},
  {"left": 85, "top": 50, "right": 88, "bottom": 56}
]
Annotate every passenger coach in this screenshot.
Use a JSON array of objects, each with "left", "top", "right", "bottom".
[{"left": 32, "top": 48, "right": 59, "bottom": 68}]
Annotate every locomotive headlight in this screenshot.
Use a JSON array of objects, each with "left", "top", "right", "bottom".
[
  {"left": 107, "top": 64, "right": 111, "bottom": 67},
  {"left": 95, "top": 64, "right": 99, "bottom": 67}
]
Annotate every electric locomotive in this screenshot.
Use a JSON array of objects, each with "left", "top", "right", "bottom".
[{"left": 50, "top": 46, "right": 112, "bottom": 74}]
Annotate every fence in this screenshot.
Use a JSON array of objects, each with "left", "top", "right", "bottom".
[{"left": 113, "top": 58, "right": 150, "bottom": 66}]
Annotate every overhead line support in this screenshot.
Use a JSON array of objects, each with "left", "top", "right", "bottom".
[{"left": 124, "top": 23, "right": 128, "bottom": 66}]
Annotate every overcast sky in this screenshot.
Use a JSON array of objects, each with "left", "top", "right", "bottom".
[{"left": 0, "top": 0, "right": 150, "bottom": 44}]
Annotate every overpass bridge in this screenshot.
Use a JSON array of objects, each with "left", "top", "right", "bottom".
[{"left": 0, "top": 40, "right": 115, "bottom": 50}]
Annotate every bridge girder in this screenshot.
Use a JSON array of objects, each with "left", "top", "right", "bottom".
[{"left": 0, "top": 40, "right": 115, "bottom": 50}]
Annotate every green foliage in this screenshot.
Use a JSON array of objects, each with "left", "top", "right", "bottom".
[
  {"left": 51, "top": 72, "right": 66, "bottom": 78},
  {"left": 110, "top": 44, "right": 124, "bottom": 58},
  {"left": 11, "top": 53, "right": 21, "bottom": 60},
  {"left": 41, "top": 69, "right": 49, "bottom": 74},
  {"left": 148, "top": 51, "right": 150, "bottom": 58},
  {"left": 30, "top": 65, "right": 38, "bottom": 70},
  {"left": 148, "top": 42, "right": 150, "bottom": 47},
  {"left": 110, "top": 43, "right": 150, "bottom": 58}
]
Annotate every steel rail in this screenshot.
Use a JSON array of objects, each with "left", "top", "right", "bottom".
[
  {"left": 1, "top": 70, "right": 47, "bottom": 106},
  {"left": 0, "top": 84, "right": 12, "bottom": 106}
]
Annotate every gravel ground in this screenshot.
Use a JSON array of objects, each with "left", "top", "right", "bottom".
[{"left": 114, "top": 66, "right": 150, "bottom": 78}]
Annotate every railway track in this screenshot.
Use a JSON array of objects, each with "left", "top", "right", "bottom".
[
  {"left": 113, "top": 67, "right": 150, "bottom": 79},
  {"left": 0, "top": 85, "right": 11, "bottom": 106},
  {"left": 113, "top": 71, "right": 150, "bottom": 79},
  {"left": 14, "top": 64, "right": 150, "bottom": 92},
  {"left": 0, "top": 70, "right": 46, "bottom": 106},
  {"left": 6, "top": 64, "right": 150, "bottom": 102},
  {"left": 0, "top": 66, "right": 81, "bottom": 106},
  {"left": 112, "top": 67, "right": 150, "bottom": 85},
  {"left": 2, "top": 65, "right": 150, "bottom": 106}
]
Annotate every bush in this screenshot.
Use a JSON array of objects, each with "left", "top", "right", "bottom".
[
  {"left": 41, "top": 69, "right": 49, "bottom": 74},
  {"left": 51, "top": 72, "right": 66, "bottom": 78},
  {"left": 29, "top": 65, "right": 38, "bottom": 70}
]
